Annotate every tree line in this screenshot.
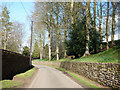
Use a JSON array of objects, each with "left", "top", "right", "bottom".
[
  {"left": 32, "top": 2, "right": 119, "bottom": 60},
  {"left": 0, "top": 2, "right": 119, "bottom": 60}
]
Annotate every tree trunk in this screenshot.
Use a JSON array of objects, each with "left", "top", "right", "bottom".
[
  {"left": 48, "top": 33, "right": 52, "bottom": 61},
  {"left": 71, "top": 0, "right": 74, "bottom": 25},
  {"left": 56, "top": 13, "right": 59, "bottom": 60},
  {"left": 56, "top": 42, "right": 59, "bottom": 60},
  {"left": 64, "top": 28, "right": 67, "bottom": 58},
  {"left": 94, "top": 2, "right": 97, "bottom": 53},
  {"left": 43, "top": 31, "right": 45, "bottom": 58},
  {"left": 111, "top": 7, "right": 115, "bottom": 47},
  {"left": 111, "top": 3, "right": 116, "bottom": 47},
  {"left": 40, "top": 34, "right": 43, "bottom": 59},
  {"left": 106, "top": 2, "right": 109, "bottom": 50},
  {"left": 56, "top": 30, "right": 59, "bottom": 60},
  {"left": 64, "top": 13, "right": 67, "bottom": 58},
  {"left": 4, "top": 28, "right": 7, "bottom": 50},
  {"left": 40, "top": 48, "right": 43, "bottom": 60},
  {"left": 99, "top": 2, "right": 103, "bottom": 50},
  {"left": 84, "top": 2, "right": 90, "bottom": 56},
  {"left": 48, "top": 14, "right": 53, "bottom": 61}
]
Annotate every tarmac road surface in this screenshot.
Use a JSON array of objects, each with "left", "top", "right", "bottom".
[{"left": 28, "top": 65, "right": 83, "bottom": 88}]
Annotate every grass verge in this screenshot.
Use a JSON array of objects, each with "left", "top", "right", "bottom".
[
  {"left": 1, "top": 67, "right": 37, "bottom": 88},
  {"left": 55, "top": 67, "right": 100, "bottom": 88},
  {"left": 14, "top": 67, "right": 36, "bottom": 78},
  {"left": 0, "top": 80, "right": 22, "bottom": 88}
]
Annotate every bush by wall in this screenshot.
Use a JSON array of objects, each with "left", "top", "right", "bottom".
[
  {"left": 34, "top": 61, "right": 120, "bottom": 88},
  {"left": 1, "top": 49, "right": 31, "bottom": 80}
]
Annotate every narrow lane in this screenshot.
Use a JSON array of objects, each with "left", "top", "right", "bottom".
[{"left": 29, "top": 65, "right": 83, "bottom": 88}]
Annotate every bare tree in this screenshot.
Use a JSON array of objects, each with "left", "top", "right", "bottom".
[
  {"left": 99, "top": 2, "right": 103, "bottom": 50},
  {"left": 7, "top": 21, "right": 24, "bottom": 53},
  {"left": 55, "top": 4, "right": 60, "bottom": 60},
  {"left": 111, "top": 2, "right": 118, "bottom": 47},
  {"left": 94, "top": 2, "right": 96, "bottom": 30}
]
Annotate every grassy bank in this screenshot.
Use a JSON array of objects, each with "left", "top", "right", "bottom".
[
  {"left": 34, "top": 46, "right": 120, "bottom": 63},
  {"left": 1, "top": 67, "right": 37, "bottom": 88},
  {"left": 73, "top": 46, "right": 120, "bottom": 63}
]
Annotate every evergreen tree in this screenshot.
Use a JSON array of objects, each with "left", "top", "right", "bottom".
[
  {"left": 22, "top": 46, "right": 30, "bottom": 56},
  {"left": 43, "top": 44, "right": 49, "bottom": 58},
  {"left": 65, "top": 17, "right": 86, "bottom": 58},
  {"left": 65, "top": 16, "right": 100, "bottom": 58}
]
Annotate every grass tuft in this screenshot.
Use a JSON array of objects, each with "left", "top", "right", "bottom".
[{"left": 0, "top": 80, "right": 22, "bottom": 88}]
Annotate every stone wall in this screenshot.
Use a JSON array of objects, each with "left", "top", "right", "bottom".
[
  {"left": 1, "top": 49, "right": 31, "bottom": 80},
  {"left": 34, "top": 61, "right": 61, "bottom": 67},
  {"left": 34, "top": 61, "right": 120, "bottom": 88}
]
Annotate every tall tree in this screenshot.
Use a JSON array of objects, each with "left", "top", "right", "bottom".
[
  {"left": 1, "top": 6, "right": 12, "bottom": 50},
  {"left": 43, "top": 3, "right": 54, "bottom": 61},
  {"left": 99, "top": 2, "right": 103, "bottom": 50},
  {"left": 106, "top": 2, "right": 109, "bottom": 50},
  {"left": 0, "top": 12, "right": 2, "bottom": 49},
  {"left": 111, "top": 2, "right": 118, "bottom": 47},
  {"left": 32, "top": 2, "right": 47, "bottom": 60},
  {"left": 65, "top": 17, "right": 86, "bottom": 58},
  {"left": 84, "top": 2, "right": 90, "bottom": 56},
  {"left": 93, "top": 2, "right": 97, "bottom": 53},
  {"left": 63, "top": 3, "right": 69, "bottom": 58},
  {"left": 39, "top": 34, "right": 43, "bottom": 59},
  {"left": 55, "top": 3, "right": 60, "bottom": 60},
  {"left": 48, "top": 14, "right": 53, "bottom": 61},
  {"left": 7, "top": 21, "right": 24, "bottom": 53},
  {"left": 48, "top": 26, "right": 52, "bottom": 61}
]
